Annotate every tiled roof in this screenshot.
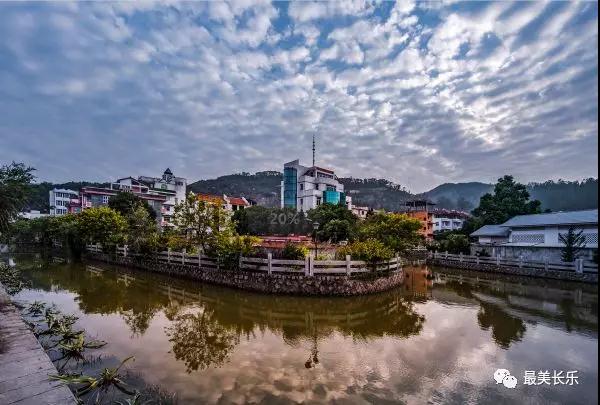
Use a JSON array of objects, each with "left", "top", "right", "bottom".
[
  {"left": 196, "top": 193, "right": 225, "bottom": 204},
  {"left": 229, "top": 197, "right": 249, "bottom": 206},
  {"left": 500, "top": 209, "right": 598, "bottom": 228},
  {"left": 470, "top": 225, "right": 510, "bottom": 237}
]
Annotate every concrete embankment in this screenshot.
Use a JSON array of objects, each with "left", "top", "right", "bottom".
[
  {"left": 84, "top": 253, "right": 406, "bottom": 296},
  {"left": 0, "top": 285, "right": 76, "bottom": 405}
]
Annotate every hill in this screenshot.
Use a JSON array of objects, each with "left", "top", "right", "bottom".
[{"left": 26, "top": 174, "right": 598, "bottom": 215}]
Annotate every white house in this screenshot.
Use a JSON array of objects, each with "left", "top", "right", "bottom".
[
  {"left": 471, "top": 209, "right": 598, "bottom": 261},
  {"left": 281, "top": 159, "right": 352, "bottom": 212},
  {"left": 432, "top": 209, "right": 469, "bottom": 232},
  {"left": 49, "top": 188, "right": 79, "bottom": 215}
]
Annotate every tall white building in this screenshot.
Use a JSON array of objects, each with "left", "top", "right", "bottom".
[
  {"left": 49, "top": 188, "right": 79, "bottom": 215},
  {"left": 432, "top": 209, "right": 470, "bottom": 232},
  {"left": 280, "top": 159, "right": 351, "bottom": 212}
]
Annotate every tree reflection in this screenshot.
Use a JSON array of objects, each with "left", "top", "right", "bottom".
[
  {"left": 477, "top": 301, "right": 526, "bottom": 349},
  {"left": 166, "top": 309, "right": 240, "bottom": 372}
]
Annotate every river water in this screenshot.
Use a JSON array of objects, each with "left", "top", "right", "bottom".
[{"left": 5, "top": 254, "right": 598, "bottom": 404}]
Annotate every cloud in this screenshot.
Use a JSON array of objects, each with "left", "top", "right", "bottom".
[{"left": 0, "top": 1, "right": 596, "bottom": 192}]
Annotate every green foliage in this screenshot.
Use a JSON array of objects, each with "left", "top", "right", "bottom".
[
  {"left": 281, "top": 242, "right": 308, "bottom": 260},
  {"left": 472, "top": 175, "right": 541, "bottom": 225},
  {"left": 77, "top": 207, "right": 128, "bottom": 250},
  {"left": 307, "top": 203, "right": 358, "bottom": 242},
  {"left": 337, "top": 239, "right": 394, "bottom": 267},
  {"left": 214, "top": 235, "right": 261, "bottom": 270},
  {"left": 0, "top": 263, "right": 28, "bottom": 295},
  {"left": 173, "top": 193, "right": 234, "bottom": 251},
  {"left": 125, "top": 205, "right": 159, "bottom": 254},
  {"left": 436, "top": 233, "right": 470, "bottom": 254},
  {"left": 50, "top": 356, "right": 136, "bottom": 400},
  {"left": 357, "top": 213, "right": 422, "bottom": 253},
  {"left": 559, "top": 227, "right": 587, "bottom": 262},
  {"left": 108, "top": 192, "right": 157, "bottom": 220},
  {"left": 0, "top": 162, "right": 35, "bottom": 231}
]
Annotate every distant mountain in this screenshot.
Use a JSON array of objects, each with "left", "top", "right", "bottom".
[
  {"left": 28, "top": 173, "right": 597, "bottom": 215},
  {"left": 420, "top": 182, "right": 493, "bottom": 211}
]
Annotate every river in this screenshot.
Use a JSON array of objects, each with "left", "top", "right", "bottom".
[{"left": 5, "top": 254, "right": 598, "bottom": 404}]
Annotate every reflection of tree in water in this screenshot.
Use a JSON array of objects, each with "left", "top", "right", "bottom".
[
  {"left": 121, "top": 309, "right": 158, "bottom": 337},
  {"left": 477, "top": 301, "right": 526, "bottom": 349},
  {"left": 166, "top": 309, "right": 240, "bottom": 373}
]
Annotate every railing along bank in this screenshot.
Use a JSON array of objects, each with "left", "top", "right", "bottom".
[
  {"left": 86, "top": 244, "right": 404, "bottom": 276},
  {"left": 430, "top": 251, "right": 598, "bottom": 274}
]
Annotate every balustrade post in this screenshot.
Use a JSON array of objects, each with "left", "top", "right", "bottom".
[
  {"left": 544, "top": 258, "right": 549, "bottom": 272},
  {"left": 496, "top": 255, "right": 500, "bottom": 266},
  {"left": 123, "top": 245, "right": 128, "bottom": 258},
  {"left": 268, "top": 253, "right": 272, "bottom": 275},
  {"left": 167, "top": 248, "right": 171, "bottom": 264},
  {"left": 459, "top": 252, "right": 463, "bottom": 263},
  {"left": 198, "top": 251, "right": 202, "bottom": 268},
  {"left": 346, "top": 255, "right": 351, "bottom": 275},
  {"left": 304, "top": 255, "right": 310, "bottom": 276},
  {"left": 518, "top": 256, "right": 523, "bottom": 268},
  {"left": 182, "top": 249, "right": 186, "bottom": 265},
  {"left": 445, "top": 251, "right": 448, "bottom": 259}
]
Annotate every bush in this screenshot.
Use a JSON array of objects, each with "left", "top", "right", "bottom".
[
  {"left": 281, "top": 243, "right": 308, "bottom": 260},
  {"left": 337, "top": 239, "right": 393, "bottom": 269}
]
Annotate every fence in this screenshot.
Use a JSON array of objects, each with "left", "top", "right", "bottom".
[
  {"left": 90, "top": 245, "right": 404, "bottom": 276},
  {"left": 431, "top": 251, "right": 598, "bottom": 274}
]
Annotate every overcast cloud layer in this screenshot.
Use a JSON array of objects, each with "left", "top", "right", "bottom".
[{"left": 0, "top": 1, "right": 597, "bottom": 192}]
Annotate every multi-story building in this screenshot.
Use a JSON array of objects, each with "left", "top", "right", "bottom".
[
  {"left": 280, "top": 159, "right": 352, "bottom": 212},
  {"left": 402, "top": 199, "right": 435, "bottom": 241},
  {"left": 49, "top": 188, "right": 80, "bottom": 216},
  {"left": 80, "top": 168, "right": 186, "bottom": 227},
  {"left": 432, "top": 209, "right": 470, "bottom": 232}
]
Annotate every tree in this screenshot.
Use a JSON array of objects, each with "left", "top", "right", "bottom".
[
  {"left": 77, "top": 207, "right": 127, "bottom": 250},
  {"left": 0, "top": 162, "right": 35, "bottom": 231},
  {"left": 108, "top": 192, "right": 157, "bottom": 221},
  {"left": 559, "top": 227, "right": 586, "bottom": 262},
  {"left": 173, "top": 192, "right": 234, "bottom": 252},
  {"left": 307, "top": 203, "right": 358, "bottom": 242},
  {"left": 472, "top": 175, "right": 541, "bottom": 225},
  {"left": 358, "top": 212, "right": 422, "bottom": 253},
  {"left": 337, "top": 239, "right": 394, "bottom": 270},
  {"left": 125, "top": 205, "right": 159, "bottom": 254}
]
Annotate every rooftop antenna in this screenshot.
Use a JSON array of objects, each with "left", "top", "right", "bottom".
[{"left": 312, "top": 133, "right": 316, "bottom": 167}]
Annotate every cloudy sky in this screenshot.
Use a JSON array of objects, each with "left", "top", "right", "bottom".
[{"left": 0, "top": 1, "right": 597, "bottom": 192}]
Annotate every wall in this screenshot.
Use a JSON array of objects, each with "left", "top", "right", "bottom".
[
  {"left": 472, "top": 244, "right": 596, "bottom": 262},
  {"left": 84, "top": 253, "right": 405, "bottom": 296},
  {"left": 430, "top": 257, "right": 597, "bottom": 283}
]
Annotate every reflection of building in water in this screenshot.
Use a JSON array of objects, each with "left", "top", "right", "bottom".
[{"left": 403, "top": 265, "right": 433, "bottom": 298}]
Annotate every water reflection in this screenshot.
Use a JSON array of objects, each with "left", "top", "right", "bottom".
[{"left": 7, "top": 255, "right": 598, "bottom": 404}]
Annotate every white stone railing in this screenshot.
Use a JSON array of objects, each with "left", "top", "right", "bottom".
[
  {"left": 430, "top": 251, "right": 598, "bottom": 274},
  {"left": 87, "top": 244, "right": 404, "bottom": 276}
]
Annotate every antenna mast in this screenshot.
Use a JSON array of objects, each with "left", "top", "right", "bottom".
[{"left": 312, "top": 133, "right": 316, "bottom": 167}]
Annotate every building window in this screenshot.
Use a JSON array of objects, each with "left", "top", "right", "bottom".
[
  {"left": 102, "top": 195, "right": 110, "bottom": 205},
  {"left": 300, "top": 184, "right": 304, "bottom": 191},
  {"left": 299, "top": 198, "right": 303, "bottom": 205},
  {"left": 512, "top": 234, "right": 544, "bottom": 244},
  {"left": 283, "top": 167, "right": 297, "bottom": 208}
]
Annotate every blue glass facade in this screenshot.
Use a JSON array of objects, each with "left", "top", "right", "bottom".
[
  {"left": 283, "top": 167, "right": 297, "bottom": 208},
  {"left": 323, "top": 190, "right": 341, "bottom": 205}
]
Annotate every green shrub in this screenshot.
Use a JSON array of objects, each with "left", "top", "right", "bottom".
[
  {"left": 281, "top": 243, "right": 308, "bottom": 260},
  {"left": 337, "top": 239, "right": 393, "bottom": 269}
]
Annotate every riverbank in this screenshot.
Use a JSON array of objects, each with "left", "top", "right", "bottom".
[
  {"left": 0, "top": 284, "right": 76, "bottom": 405},
  {"left": 429, "top": 256, "right": 598, "bottom": 283},
  {"left": 84, "top": 252, "right": 405, "bottom": 296}
]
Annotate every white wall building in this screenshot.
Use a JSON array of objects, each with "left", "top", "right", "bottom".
[
  {"left": 432, "top": 210, "right": 469, "bottom": 232},
  {"left": 138, "top": 168, "right": 187, "bottom": 226},
  {"left": 49, "top": 188, "right": 79, "bottom": 215},
  {"left": 351, "top": 205, "right": 370, "bottom": 219},
  {"left": 281, "top": 159, "right": 351, "bottom": 212},
  {"left": 471, "top": 209, "right": 598, "bottom": 261}
]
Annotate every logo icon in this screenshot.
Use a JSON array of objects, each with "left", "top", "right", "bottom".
[{"left": 494, "top": 369, "right": 518, "bottom": 389}]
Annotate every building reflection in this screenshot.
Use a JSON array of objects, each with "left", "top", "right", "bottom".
[{"left": 14, "top": 257, "right": 598, "bottom": 370}]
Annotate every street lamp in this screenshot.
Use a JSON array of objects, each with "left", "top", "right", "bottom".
[{"left": 312, "top": 221, "right": 319, "bottom": 258}]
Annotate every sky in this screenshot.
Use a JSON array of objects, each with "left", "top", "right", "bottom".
[{"left": 0, "top": 1, "right": 597, "bottom": 193}]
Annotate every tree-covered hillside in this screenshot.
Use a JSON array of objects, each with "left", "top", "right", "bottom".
[{"left": 26, "top": 173, "right": 597, "bottom": 214}]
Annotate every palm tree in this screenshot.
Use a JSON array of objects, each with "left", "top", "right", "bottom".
[{"left": 559, "top": 227, "right": 586, "bottom": 262}]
